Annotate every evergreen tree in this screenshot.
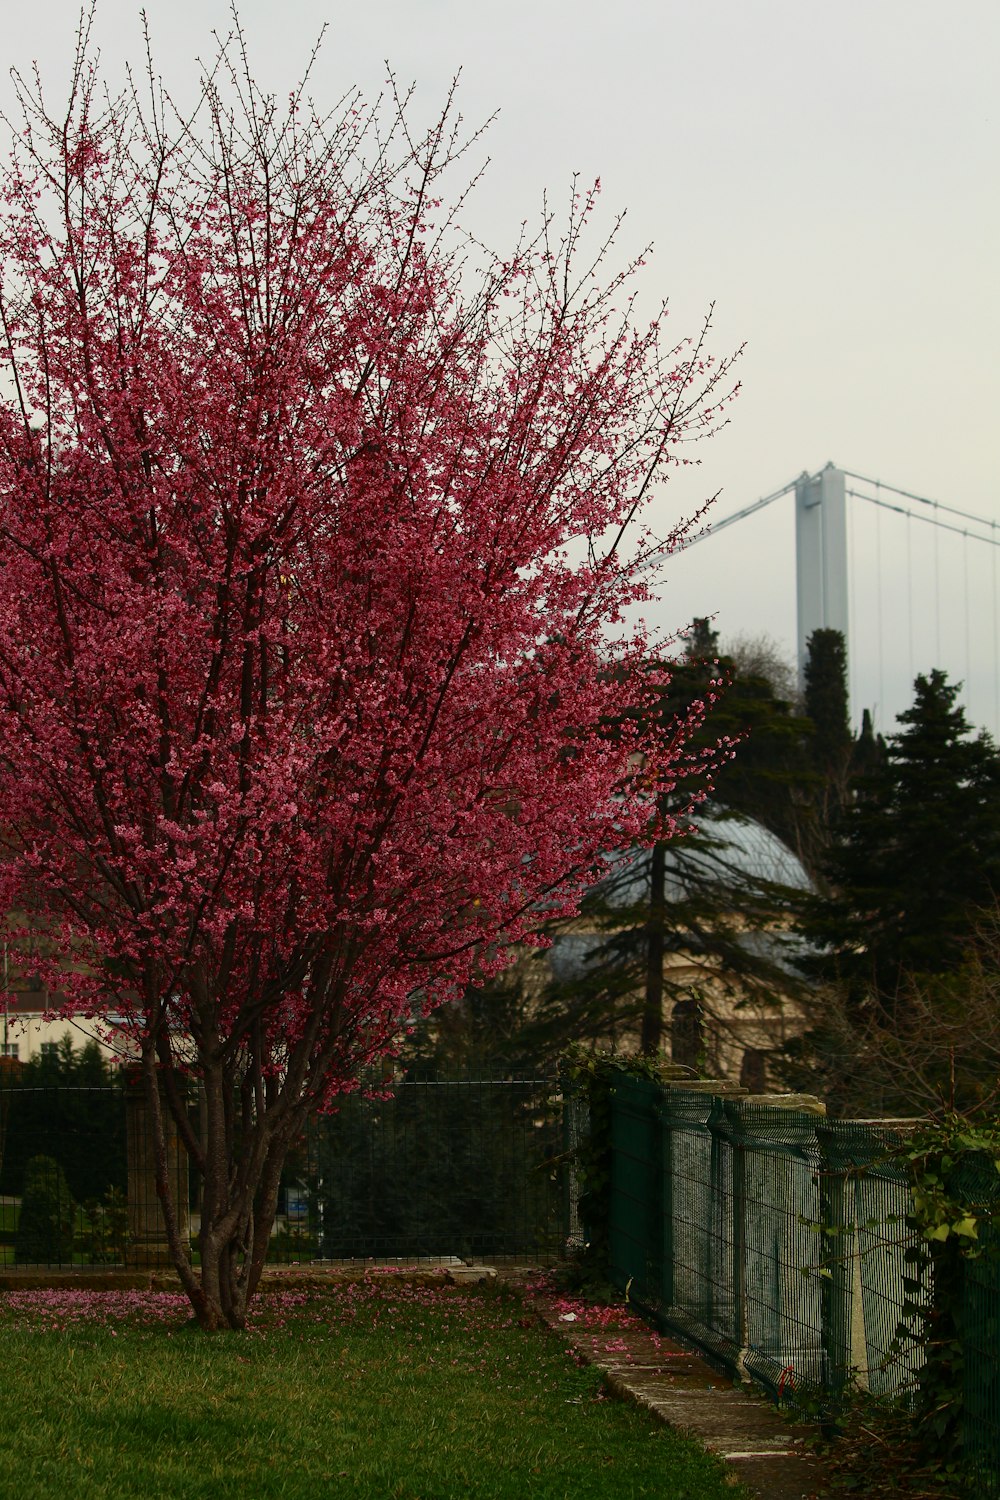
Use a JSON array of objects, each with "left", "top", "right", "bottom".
[
  {"left": 1, "top": 1037, "right": 124, "bottom": 1204},
  {"left": 684, "top": 616, "right": 721, "bottom": 663},
  {"left": 402, "top": 971, "right": 537, "bottom": 1076},
  {"left": 803, "top": 628, "right": 852, "bottom": 825},
  {"left": 708, "top": 668, "right": 817, "bottom": 865},
  {"left": 626, "top": 639, "right": 814, "bottom": 1049},
  {"left": 800, "top": 670, "right": 1000, "bottom": 1008},
  {"left": 14, "top": 1154, "right": 77, "bottom": 1264},
  {"left": 850, "top": 707, "right": 886, "bottom": 783},
  {"left": 527, "top": 813, "right": 809, "bottom": 1069},
  {"left": 21, "top": 1035, "right": 111, "bottom": 1087}
]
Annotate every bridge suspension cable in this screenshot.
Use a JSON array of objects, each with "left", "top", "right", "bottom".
[
  {"left": 672, "top": 477, "right": 799, "bottom": 551},
  {"left": 846, "top": 486, "right": 1000, "bottom": 549},
  {"left": 842, "top": 470, "right": 999, "bottom": 536}
]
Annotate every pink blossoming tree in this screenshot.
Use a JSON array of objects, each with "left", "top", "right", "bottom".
[{"left": 0, "top": 16, "right": 736, "bottom": 1328}]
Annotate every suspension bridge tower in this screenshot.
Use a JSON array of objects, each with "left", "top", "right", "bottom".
[
  {"left": 667, "top": 459, "right": 998, "bottom": 737},
  {"left": 794, "top": 463, "right": 849, "bottom": 684}
]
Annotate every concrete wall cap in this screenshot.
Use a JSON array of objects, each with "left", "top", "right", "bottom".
[{"left": 736, "top": 1093, "right": 826, "bottom": 1114}]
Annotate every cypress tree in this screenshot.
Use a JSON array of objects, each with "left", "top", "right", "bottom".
[
  {"left": 14, "top": 1154, "right": 77, "bottom": 1264},
  {"left": 684, "top": 616, "right": 720, "bottom": 663},
  {"left": 850, "top": 707, "right": 886, "bottom": 782},
  {"left": 803, "top": 628, "right": 852, "bottom": 824}
]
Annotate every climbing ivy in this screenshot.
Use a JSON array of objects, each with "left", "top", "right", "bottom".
[{"left": 889, "top": 1114, "right": 1000, "bottom": 1468}]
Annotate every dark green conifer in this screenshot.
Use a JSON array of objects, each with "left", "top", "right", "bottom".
[
  {"left": 800, "top": 670, "right": 1000, "bottom": 1008},
  {"left": 14, "top": 1154, "right": 77, "bottom": 1263},
  {"left": 803, "top": 628, "right": 852, "bottom": 825}
]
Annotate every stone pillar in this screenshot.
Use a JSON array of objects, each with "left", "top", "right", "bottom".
[
  {"left": 719, "top": 1095, "right": 826, "bottom": 1386},
  {"left": 125, "top": 1076, "right": 190, "bottom": 1268},
  {"left": 815, "top": 1117, "right": 919, "bottom": 1398}
]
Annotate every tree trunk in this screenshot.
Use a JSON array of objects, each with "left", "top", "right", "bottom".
[
  {"left": 642, "top": 839, "right": 666, "bottom": 1053},
  {"left": 142, "top": 1051, "right": 303, "bottom": 1331},
  {"left": 196, "top": 1138, "right": 294, "bottom": 1329},
  {"left": 141, "top": 970, "right": 342, "bottom": 1330}
]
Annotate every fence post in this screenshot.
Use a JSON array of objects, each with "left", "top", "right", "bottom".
[
  {"left": 709, "top": 1094, "right": 743, "bottom": 1370},
  {"left": 608, "top": 1075, "right": 662, "bottom": 1301},
  {"left": 723, "top": 1095, "right": 825, "bottom": 1387},
  {"left": 655, "top": 1089, "right": 674, "bottom": 1312},
  {"left": 816, "top": 1120, "right": 865, "bottom": 1397},
  {"left": 124, "top": 1075, "right": 189, "bottom": 1268}
]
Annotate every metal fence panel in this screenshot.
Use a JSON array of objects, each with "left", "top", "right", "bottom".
[
  {"left": 607, "top": 1074, "right": 662, "bottom": 1298},
  {"left": 721, "top": 1100, "right": 825, "bottom": 1397},
  {"left": 660, "top": 1089, "right": 725, "bottom": 1348},
  {"left": 306, "top": 1078, "right": 566, "bottom": 1262},
  {"left": 965, "top": 1230, "right": 1000, "bottom": 1497},
  {"left": 816, "top": 1120, "right": 926, "bottom": 1400},
  {"left": 0, "top": 1074, "right": 565, "bottom": 1268}
]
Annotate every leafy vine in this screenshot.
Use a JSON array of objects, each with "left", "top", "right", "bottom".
[{"left": 889, "top": 1115, "right": 1000, "bottom": 1467}]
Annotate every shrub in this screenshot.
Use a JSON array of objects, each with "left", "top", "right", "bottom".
[
  {"left": 14, "top": 1154, "right": 77, "bottom": 1264},
  {"left": 76, "top": 1187, "right": 131, "bottom": 1265},
  {"left": 270, "top": 1225, "right": 319, "bottom": 1261}
]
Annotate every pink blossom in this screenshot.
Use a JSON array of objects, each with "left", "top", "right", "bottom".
[{"left": 0, "top": 25, "right": 735, "bottom": 1330}]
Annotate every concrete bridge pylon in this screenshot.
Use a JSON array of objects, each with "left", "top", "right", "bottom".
[{"left": 795, "top": 463, "right": 849, "bottom": 687}]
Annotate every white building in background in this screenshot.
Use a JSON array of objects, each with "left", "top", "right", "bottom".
[{"left": 1, "top": 982, "right": 122, "bottom": 1065}]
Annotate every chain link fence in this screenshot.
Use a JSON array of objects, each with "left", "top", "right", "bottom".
[{"left": 301, "top": 1078, "right": 566, "bottom": 1262}]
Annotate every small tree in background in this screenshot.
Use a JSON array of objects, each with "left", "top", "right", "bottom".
[
  {"left": 803, "top": 628, "right": 852, "bottom": 828},
  {"left": 724, "top": 629, "right": 800, "bottom": 710},
  {"left": 0, "top": 16, "right": 736, "bottom": 1326},
  {"left": 21, "top": 1035, "right": 111, "bottom": 1087},
  {"left": 522, "top": 815, "right": 808, "bottom": 1070},
  {"left": 14, "top": 1154, "right": 77, "bottom": 1264}
]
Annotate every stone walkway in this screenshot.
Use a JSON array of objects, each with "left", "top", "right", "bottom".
[{"left": 528, "top": 1286, "right": 832, "bottom": 1500}]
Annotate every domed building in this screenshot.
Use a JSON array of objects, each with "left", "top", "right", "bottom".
[{"left": 542, "top": 812, "right": 813, "bottom": 1089}]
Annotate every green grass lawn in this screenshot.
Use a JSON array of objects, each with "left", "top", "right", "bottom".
[{"left": 0, "top": 1279, "right": 746, "bottom": 1499}]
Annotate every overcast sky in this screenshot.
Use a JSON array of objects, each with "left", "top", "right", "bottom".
[{"left": 3, "top": 1, "right": 998, "bottom": 735}]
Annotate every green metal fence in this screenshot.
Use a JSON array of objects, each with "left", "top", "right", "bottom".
[
  {"left": 0, "top": 1074, "right": 566, "bottom": 1269},
  {"left": 603, "top": 1075, "right": 1000, "bottom": 1491},
  {"left": 0, "top": 1083, "right": 129, "bottom": 1268},
  {"left": 965, "top": 1230, "right": 1000, "bottom": 1497},
  {"left": 605, "top": 1078, "right": 929, "bottom": 1401},
  {"left": 305, "top": 1078, "right": 566, "bottom": 1261}
]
